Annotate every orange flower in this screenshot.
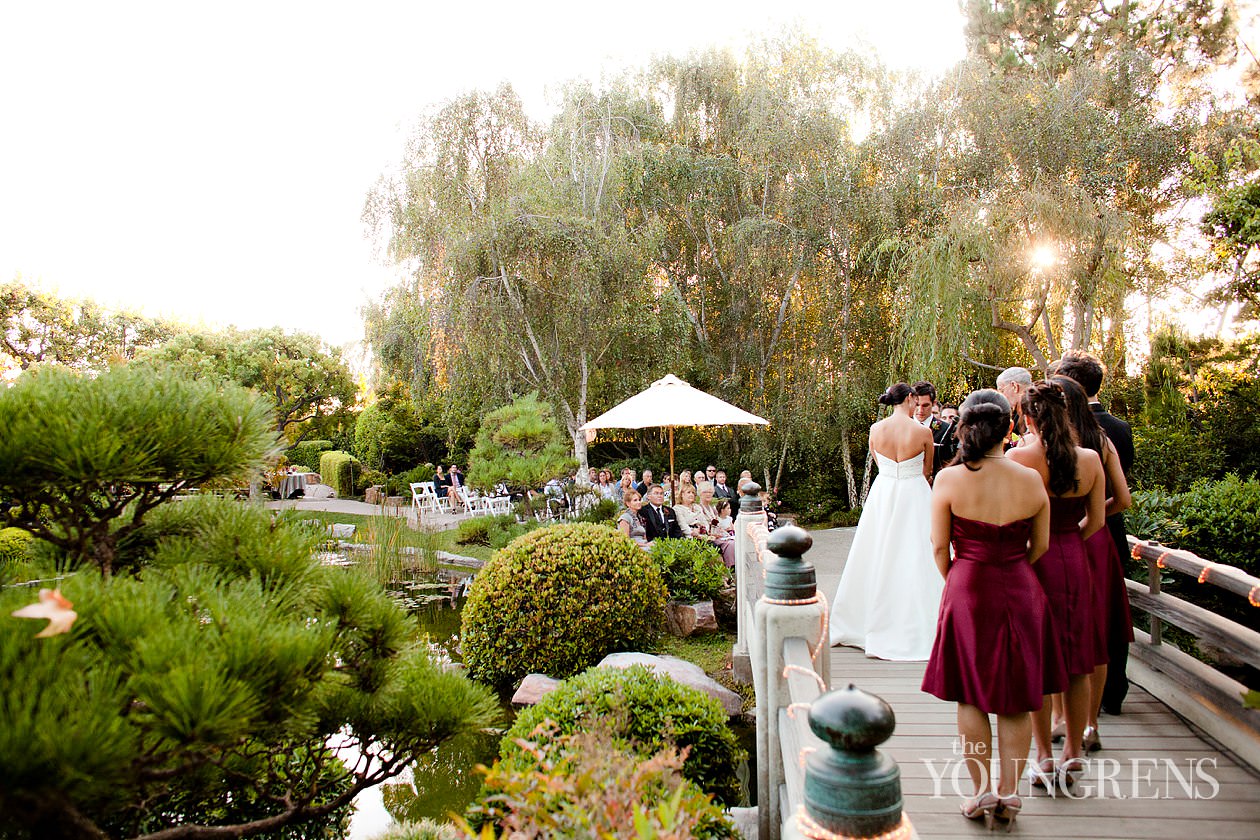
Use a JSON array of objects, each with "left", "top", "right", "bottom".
[{"left": 12, "top": 588, "right": 77, "bottom": 638}]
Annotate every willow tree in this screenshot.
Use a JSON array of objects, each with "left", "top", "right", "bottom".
[
  {"left": 367, "top": 85, "right": 657, "bottom": 469},
  {"left": 893, "top": 0, "right": 1241, "bottom": 379}
]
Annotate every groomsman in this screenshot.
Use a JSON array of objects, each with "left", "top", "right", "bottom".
[
  {"left": 1057, "top": 350, "right": 1134, "bottom": 715},
  {"left": 641, "top": 484, "right": 684, "bottom": 540},
  {"left": 712, "top": 470, "right": 734, "bottom": 499},
  {"left": 911, "top": 381, "right": 954, "bottom": 478}
]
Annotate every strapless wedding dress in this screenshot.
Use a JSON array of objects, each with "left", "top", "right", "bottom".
[{"left": 830, "top": 452, "right": 943, "bottom": 661}]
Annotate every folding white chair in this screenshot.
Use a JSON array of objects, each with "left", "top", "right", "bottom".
[
  {"left": 488, "top": 496, "right": 513, "bottom": 516},
  {"left": 410, "top": 482, "right": 442, "bottom": 519},
  {"left": 456, "top": 485, "right": 492, "bottom": 517}
]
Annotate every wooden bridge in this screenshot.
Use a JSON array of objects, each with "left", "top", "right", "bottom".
[{"left": 739, "top": 521, "right": 1260, "bottom": 840}]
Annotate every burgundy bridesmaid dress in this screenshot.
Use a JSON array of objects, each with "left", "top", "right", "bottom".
[
  {"left": 1084, "top": 527, "right": 1135, "bottom": 668},
  {"left": 1035, "top": 497, "right": 1103, "bottom": 676},
  {"left": 923, "top": 515, "right": 1067, "bottom": 715}
]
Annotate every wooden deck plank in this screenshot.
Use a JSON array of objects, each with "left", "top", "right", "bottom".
[{"left": 820, "top": 641, "right": 1260, "bottom": 837}]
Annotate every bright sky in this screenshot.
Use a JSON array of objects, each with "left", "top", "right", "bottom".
[{"left": 0, "top": 1, "right": 967, "bottom": 349}]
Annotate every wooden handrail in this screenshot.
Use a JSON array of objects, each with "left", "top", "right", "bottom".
[{"left": 1128, "top": 538, "right": 1260, "bottom": 606}]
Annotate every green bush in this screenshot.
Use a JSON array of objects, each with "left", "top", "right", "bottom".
[
  {"left": 384, "top": 464, "right": 437, "bottom": 497},
  {"left": 1174, "top": 474, "right": 1260, "bottom": 577},
  {"left": 650, "top": 538, "right": 727, "bottom": 603},
  {"left": 287, "top": 440, "right": 333, "bottom": 473},
  {"left": 1125, "top": 489, "right": 1181, "bottom": 547},
  {"left": 467, "top": 729, "right": 735, "bottom": 839},
  {"left": 828, "top": 507, "right": 863, "bottom": 528},
  {"left": 1130, "top": 426, "right": 1224, "bottom": 492},
  {"left": 454, "top": 514, "right": 518, "bottom": 546},
  {"left": 0, "top": 527, "right": 32, "bottom": 564},
  {"left": 496, "top": 665, "right": 745, "bottom": 806},
  {"left": 460, "top": 523, "right": 666, "bottom": 690},
  {"left": 574, "top": 497, "right": 619, "bottom": 523},
  {"left": 318, "top": 451, "right": 364, "bottom": 498}
]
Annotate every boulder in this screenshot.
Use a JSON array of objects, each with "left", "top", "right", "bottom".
[
  {"left": 329, "top": 523, "right": 356, "bottom": 539},
  {"left": 304, "top": 483, "right": 335, "bottom": 500},
  {"left": 664, "top": 600, "right": 719, "bottom": 637},
  {"left": 512, "top": 673, "right": 561, "bottom": 706},
  {"left": 596, "top": 652, "right": 742, "bottom": 716},
  {"left": 364, "top": 485, "right": 384, "bottom": 505}
]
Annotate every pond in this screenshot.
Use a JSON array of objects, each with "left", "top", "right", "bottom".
[{"left": 347, "top": 578, "right": 509, "bottom": 839}]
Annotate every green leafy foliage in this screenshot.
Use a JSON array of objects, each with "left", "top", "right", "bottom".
[
  {"left": 319, "top": 450, "right": 365, "bottom": 498},
  {"left": 466, "top": 729, "right": 736, "bottom": 839},
  {"left": 649, "top": 539, "right": 727, "bottom": 603},
  {"left": 384, "top": 464, "right": 438, "bottom": 497},
  {"left": 574, "top": 497, "right": 619, "bottom": 523},
  {"left": 460, "top": 523, "right": 666, "bottom": 690},
  {"left": 0, "top": 365, "right": 277, "bottom": 574},
  {"left": 467, "top": 394, "right": 575, "bottom": 502},
  {"left": 139, "top": 327, "right": 356, "bottom": 442},
  {"left": 1173, "top": 474, "right": 1260, "bottom": 578},
  {"left": 1131, "top": 426, "right": 1224, "bottom": 492},
  {"left": 495, "top": 665, "right": 745, "bottom": 807},
  {"left": 287, "top": 439, "right": 334, "bottom": 474},
  {"left": 0, "top": 496, "right": 500, "bottom": 837}
]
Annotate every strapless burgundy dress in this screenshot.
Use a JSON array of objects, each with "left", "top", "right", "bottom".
[
  {"left": 1035, "top": 497, "right": 1102, "bottom": 676},
  {"left": 922, "top": 515, "right": 1067, "bottom": 715},
  {"left": 1085, "top": 527, "right": 1135, "bottom": 667}
]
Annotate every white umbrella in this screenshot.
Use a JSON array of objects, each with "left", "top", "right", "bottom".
[{"left": 579, "top": 374, "right": 770, "bottom": 491}]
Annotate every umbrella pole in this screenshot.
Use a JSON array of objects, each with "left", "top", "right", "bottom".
[{"left": 668, "top": 426, "right": 675, "bottom": 502}]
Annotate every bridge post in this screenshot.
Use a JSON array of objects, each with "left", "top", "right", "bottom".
[
  {"left": 794, "top": 685, "right": 908, "bottom": 839},
  {"left": 733, "top": 481, "right": 767, "bottom": 684},
  {"left": 753, "top": 525, "right": 829, "bottom": 840},
  {"left": 1146, "top": 540, "right": 1163, "bottom": 646}
]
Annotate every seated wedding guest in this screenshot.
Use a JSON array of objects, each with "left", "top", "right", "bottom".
[
  {"left": 713, "top": 499, "right": 735, "bottom": 536},
  {"left": 921, "top": 389, "right": 1059, "bottom": 830},
  {"left": 433, "top": 465, "right": 450, "bottom": 501},
  {"left": 617, "top": 470, "right": 636, "bottom": 503},
  {"left": 641, "top": 484, "right": 684, "bottom": 541},
  {"left": 596, "top": 469, "right": 619, "bottom": 501},
  {"left": 618, "top": 489, "right": 650, "bottom": 548},
  {"left": 712, "top": 470, "right": 734, "bottom": 499},
  {"left": 696, "top": 482, "right": 735, "bottom": 567},
  {"left": 673, "top": 485, "right": 703, "bottom": 536},
  {"left": 678, "top": 468, "right": 694, "bottom": 489},
  {"left": 634, "top": 469, "right": 654, "bottom": 496}
]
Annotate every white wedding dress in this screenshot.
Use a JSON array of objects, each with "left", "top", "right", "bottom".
[{"left": 829, "top": 451, "right": 944, "bottom": 661}]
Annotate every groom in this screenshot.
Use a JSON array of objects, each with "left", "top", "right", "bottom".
[{"left": 911, "top": 381, "right": 956, "bottom": 478}]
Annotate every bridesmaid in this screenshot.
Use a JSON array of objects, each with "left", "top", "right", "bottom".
[
  {"left": 1007, "top": 381, "right": 1106, "bottom": 788},
  {"left": 923, "top": 390, "right": 1060, "bottom": 828},
  {"left": 1053, "top": 375, "right": 1133, "bottom": 751}
]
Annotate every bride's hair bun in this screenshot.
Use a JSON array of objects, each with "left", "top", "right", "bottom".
[
  {"left": 955, "top": 389, "right": 1011, "bottom": 466},
  {"left": 878, "top": 382, "right": 912, "bottom": 406}
]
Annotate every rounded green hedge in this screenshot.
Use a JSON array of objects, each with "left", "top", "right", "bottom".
[
  {"left": 649, "top": 538, "right": 727, "bottom": 603},
  {"left": 460, "top": 523, "right": 666, "bottom": 690},
  {"left": 498, "top": 665, "right": 745, "bottom": 806}
]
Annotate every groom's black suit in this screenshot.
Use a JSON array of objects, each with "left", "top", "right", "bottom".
[
  {"left": 642, "top": 504, "right": 685, "bottom": 541},
  {"left": 1092, "top": 402, "right": 1134, "bottom": 713}
]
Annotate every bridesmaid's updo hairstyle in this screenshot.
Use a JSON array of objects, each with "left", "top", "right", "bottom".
[
  {"left": 878, "top": 382, "right": 913, "bottom": 406},
  {"left": 1021, "top": 380, "right": 1079, "bottom": 496},
  {"left": 956, "top": 389, "right": 1011, "bottom": 469}
]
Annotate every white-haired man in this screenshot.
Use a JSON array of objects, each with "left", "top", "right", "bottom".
[{"left": 996, "top": 366, "right": 1034, "bottom": 437}]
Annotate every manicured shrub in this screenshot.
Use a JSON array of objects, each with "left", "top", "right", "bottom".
[
  {"left": 497, "top": 665, "right": 745, "bottom": 806},
  {"left": 287, "top": 440, "right": 333, "bottom": 473},
  {"left": 467, "top": 729, "right": 735, "bottom": 839},
  {"left": 650, "top": 538, "right": 727, "bottom": 603},
  {"left": 318, "top": 451, "right": 364, "bottom": 498},
  {"left": 460, "top": 523, "right": 666, "bottom": 690}
]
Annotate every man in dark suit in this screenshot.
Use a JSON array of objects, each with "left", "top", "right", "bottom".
[
  {"left": 712, "top": 470, "right": 734, "bottom": 500},
  {"left": 641, "top": 484, "right": 685, "bottom": 541},
  {"left": 1058, "top": 350, "right": 1134, "bottom": 715},
  {"left": 911, "top": 381, "right": 954, "bottom": 480}
]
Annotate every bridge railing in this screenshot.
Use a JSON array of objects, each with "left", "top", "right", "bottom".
[
  {"left": 735, "top": 484, "right": 914, "bottom": 840},
  {"left": 1126, "top": 538, "right": 1260, "bottom": 770}
]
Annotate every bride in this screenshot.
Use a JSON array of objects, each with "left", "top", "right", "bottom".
[{"left": 830, "top": 382, "right": 945, "bottom": 660}]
